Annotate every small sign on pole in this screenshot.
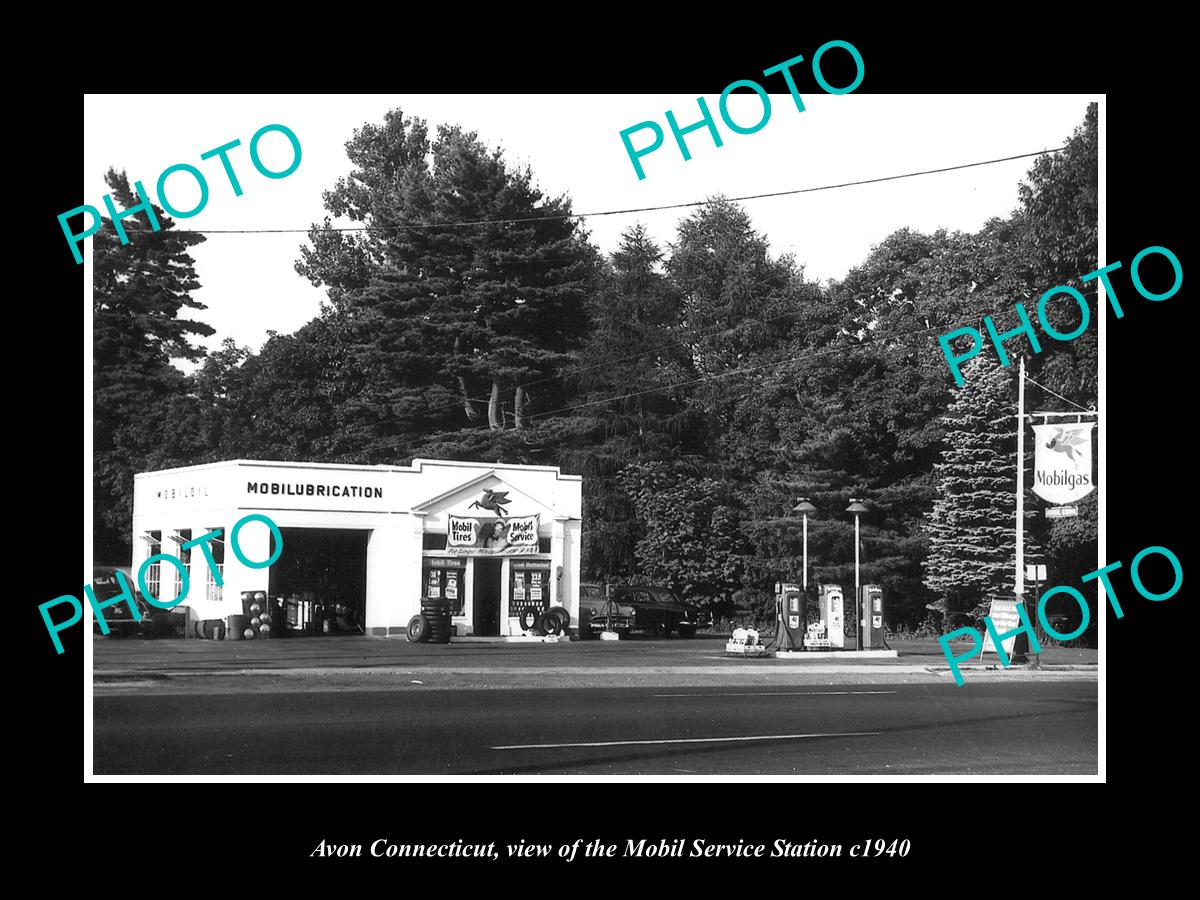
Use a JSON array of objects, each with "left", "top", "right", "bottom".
[
  {"left": 1025, "top": 564, "right": 1047, "bottom": 582},
  {"left": 1045, "top": 505, "right": 1078, "bottom": 519}
]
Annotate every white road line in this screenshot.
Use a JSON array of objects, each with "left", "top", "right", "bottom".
[
  {"left": 652, "top": 696, "right": 897, "bottom": 700},
  {"left": 492, "top": 731, "right": 881, "bottom": 750}
]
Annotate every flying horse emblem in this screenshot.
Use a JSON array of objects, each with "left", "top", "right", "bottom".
[
  {"left": 469, "top": 489, "right": 511, "bottom": 518},
  {"left": 1045, "top": 427, "right": 1087, "bottom": 464}
]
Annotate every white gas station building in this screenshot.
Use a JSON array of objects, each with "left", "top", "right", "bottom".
[{"left": 131, "top": 459, "right": 583, "bottom": 638}]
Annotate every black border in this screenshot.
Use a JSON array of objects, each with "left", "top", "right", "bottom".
[{"left": 30, "top": 12, "right": 1188, "bottom": 882}]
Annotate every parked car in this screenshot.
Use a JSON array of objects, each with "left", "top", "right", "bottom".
[
  {"left": 91, "top": 566, "right": 151, "bottom": 636},
  {"left": 579, "top": 583, "right": 712, "bottom": 638},
  {"left": 576, "top": 583, "right": 637, "bottom": 639},
  {"left": 617, "top": 585, "right": 712, "bottom": 638},
  {"left": 90, "top": 566, "right": 187, "bottom": 638}
]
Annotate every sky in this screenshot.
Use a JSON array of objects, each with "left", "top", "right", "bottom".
[{"left": 83, "top": 93, "right": 1096, "bottom": 368}]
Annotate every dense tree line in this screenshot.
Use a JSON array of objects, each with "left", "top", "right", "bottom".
[{"left": 93, "top": 104, "right": 1098, "bottom": 640}]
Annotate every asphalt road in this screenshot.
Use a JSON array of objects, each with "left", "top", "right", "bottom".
[{"left": 94, "top": 681, "right": 1096, "bottom": 775}]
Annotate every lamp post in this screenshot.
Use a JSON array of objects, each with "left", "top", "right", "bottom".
[
  {"left": 846, "top": 499, "right": 868, "bottom": 651},
  {"left": 792, "top": 498, "right": 817, "bottom": 592}
]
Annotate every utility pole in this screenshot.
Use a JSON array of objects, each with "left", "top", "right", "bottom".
[
  {"left": 1016, "top": 356, "right": 1025, "bottom": 603},
  {"left": 1012, "top": 356, "right": 1029, "bottom": 664}
]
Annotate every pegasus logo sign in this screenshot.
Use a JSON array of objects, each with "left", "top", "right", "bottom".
[
  {"left": 469, "top": 489, "right": 511, "bottom": 518},
  {"left": 1045, "top": 427, "right": 1085, "bottom": 463}
]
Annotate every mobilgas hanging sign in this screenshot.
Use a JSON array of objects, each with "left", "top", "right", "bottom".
[
  {"left": 1032, "top": 423, "right": 1095, "bottom": 504},
  {"left": 447, "top": 515, "right": 540, "bottom": 555}
]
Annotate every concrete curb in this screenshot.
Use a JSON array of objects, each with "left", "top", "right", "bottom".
[
  {"left": 773, "top": 650, "right": 900, "bottom": 659},
  {"left": 947, "top": 663, "right": 1098, "bottom": 671}
]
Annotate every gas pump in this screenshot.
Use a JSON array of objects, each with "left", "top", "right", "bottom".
[
  {"left": 818, "top": 584, "right": 845, "bottom": 649},
  {"left": 860, "top": 584, "right": 886, "bottom": 649},
  {"left": 774, "top": 582, "right": 805, "bottom": 651}
]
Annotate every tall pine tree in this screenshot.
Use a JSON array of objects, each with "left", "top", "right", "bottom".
[
  {"left": 923, "top": 356, "right": 1017, "bottom": 624},
  {"left": 92, "top": 168, "right": 213, "bottom": 561},
  {"left": 295, "top": 112, "right": 599, "bottom": 464},
  {"left": 667, "top": 198, "right": 796, "bottom": 446},
  {"left": 560, "top": 225, "right": 696, "bottom": 577}
]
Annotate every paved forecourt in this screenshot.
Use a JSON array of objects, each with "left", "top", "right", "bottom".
[{"left": 93, "top": 634, "right": 1097, "bottom": 692}]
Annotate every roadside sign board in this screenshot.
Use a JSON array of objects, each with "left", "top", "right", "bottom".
[
  {"left": 980, "top": 597, "right": 1021, "bottom": 658},
  {"left": 1045, "top": 505, "right": 1078, "bottom": 519}
]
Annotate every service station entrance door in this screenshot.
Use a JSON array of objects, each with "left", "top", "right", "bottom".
[{"left": 473, "top": 558, "right": 503, "bottom": 636}]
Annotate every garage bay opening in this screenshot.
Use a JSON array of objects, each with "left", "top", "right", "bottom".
[{"left": 269, "top": 528, "right": 370, "bottom": 634}]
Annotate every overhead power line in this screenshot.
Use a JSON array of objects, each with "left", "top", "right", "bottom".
[
  {"left": 174, "top": 147, "right": 1067, "bottom": 235},
  {"left": 172, "top": 142, "right": 1075, "bottom": 441},
  {"left": 222, "top": 144, "right": 1069, "bottom": 422}
]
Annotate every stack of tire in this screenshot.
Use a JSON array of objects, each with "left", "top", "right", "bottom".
[
  {"left": 240, "top": 590, "right": 273, "bottom": 640},
  {"left": 408, "top": 597, "right": 451, "bottom": 644},
  {"left": 525, "top": 605, "right": 570, "bottom": 638}
]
